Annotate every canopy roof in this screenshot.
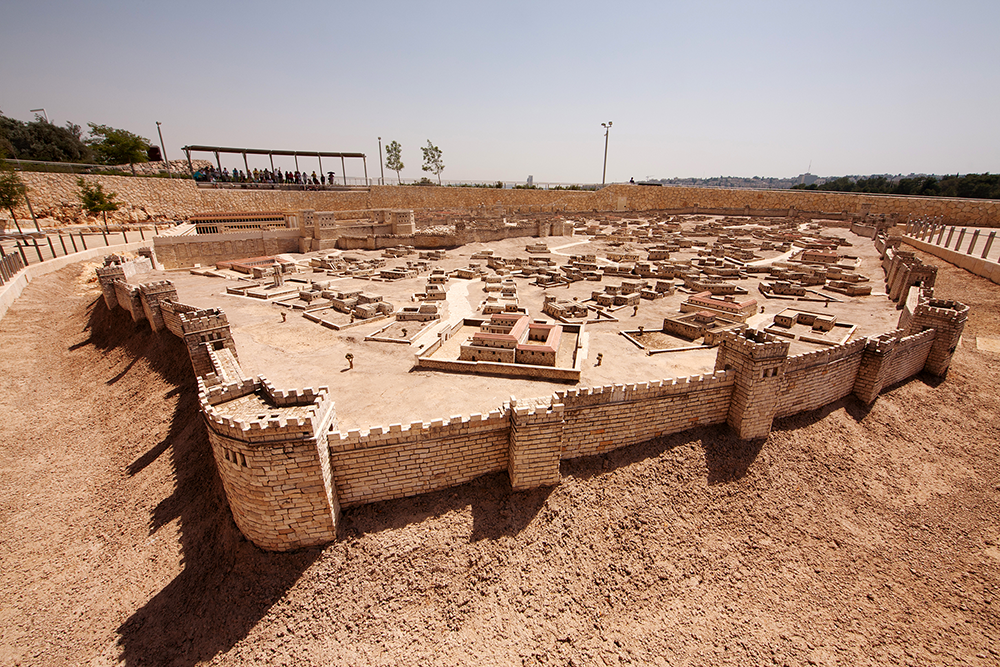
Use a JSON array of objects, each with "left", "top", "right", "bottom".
[{"left": 181, "top": 145, "right": 365, "bottom": 159}]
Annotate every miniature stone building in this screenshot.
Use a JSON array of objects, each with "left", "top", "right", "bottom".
[
  {"left": 680, "top": 292, "right": 758, "bottom": 322},
  {"left": 459, "top": 314, "right": 562, "bottom": 367},
  {"left": 94, "top": 221, "right": 971, "bottom": 552},
  {"left": 662, "top": 310, "right": 747, "bottom": 345}
]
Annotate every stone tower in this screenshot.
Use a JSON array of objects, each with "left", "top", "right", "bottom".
[
  {"left": 904, "top": 292, "right": 968, "bottom": 376},
  {"left": 714, "top": 330, "right": 790, "bottom": 440}
]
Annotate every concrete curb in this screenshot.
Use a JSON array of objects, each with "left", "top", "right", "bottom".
[
  {"left": 902, "top": 235, "right": 1000, "bottom": 285},
  {"left": 0, "top": 240, "right": 151, "bottom": 322}
]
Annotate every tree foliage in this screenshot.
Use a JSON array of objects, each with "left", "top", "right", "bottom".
[
  {"left": 0, "top": 155, "right": 25, "bottom": 226},
  {"left": 420, "top": 140, "right": 444, "bottom": 185},
  {"left": 0, "top": 114, "right": 92, "bottom": 163},
  {"left": 77, "top": 177, "right": 120, "bottom": 229},
  {"left": 85, "top": 123, "right": 150, "bottom": 167},
  {"left": 385, "top": 140, "right": 404, "bottom": 184},
  {"left": 791, "top": 173, "right": 1000, "bottom": 200}
]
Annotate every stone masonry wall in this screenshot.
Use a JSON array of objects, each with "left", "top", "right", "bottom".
[
  {"left": 557, "top": 372, "right": 735, "bottom": 459},
  {"left": 10, "top": 173, "right": 1000, "bottom": 227},
  {"left": 86, "top": 226, "right": 969, "bottom": 550},
  {"left": 328, "top": 410, "right": 510, "bottom": 507},
  {"left": 774, "top": 339, "right": 867, "bottom": 419},
  {"left": 153, "top": 229, "right": 300, "bottom": 269},
  {"left": 882, "top": 330, "right": 936, "bottom": 387}
]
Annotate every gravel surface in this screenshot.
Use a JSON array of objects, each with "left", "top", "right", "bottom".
[{"left": 0, "top": 243, "right": 998, "bottom": 666}]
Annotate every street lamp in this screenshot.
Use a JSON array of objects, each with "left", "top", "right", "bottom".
[
  {"left": 30, "top": 108, "right": 48, "bottom": 123},
  {"left": 601, "top": 121, "right": 613, "bottom": 185},
  {"left": 156, "top": 122, "right": 170, "bottom": 176},
  {"left": 378, "top": 137, "right": 385, "bottom": 186}
]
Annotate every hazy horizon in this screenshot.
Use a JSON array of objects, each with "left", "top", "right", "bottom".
[{"left": 2, "top": 1, "right": 997, "bottom": 183}]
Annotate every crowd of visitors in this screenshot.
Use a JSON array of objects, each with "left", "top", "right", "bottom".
[{"left": 193, "top": 165, "right": 337, "bottom": 187}]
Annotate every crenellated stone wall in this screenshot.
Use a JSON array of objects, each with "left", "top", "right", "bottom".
[{"left": 91, "top": 233, "right": 969, "bottom": 551}]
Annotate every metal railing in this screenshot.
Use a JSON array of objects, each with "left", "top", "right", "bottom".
[
  {"left": 9, "top": 158, "right": 191, "bottom": 179},
  {"left": 906, "top": 220, "right": 1000, "bottom": 263},
  {"left": 0, "top": 225, "right": 161, "bottom": 268},
  {"left": 0, "top": 252, "right": 25, "bottom": 286}
]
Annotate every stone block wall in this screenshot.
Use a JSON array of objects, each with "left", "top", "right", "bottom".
[
  {"left": 152, "top": 229, "right": 300, "bottom": 269},
  {"left": 139, "top": 281, "right": 178, "bottom": 332},
  {"left": 557, "top": 372, "right": 735, "bottom": 459},
  {"left": 509, "top": 400, "right": 565, "bottom": 490},
  {"left": 775, "top": 339, "right": 867, "bottom": 418},
  {"left": 882, "top": 330, "right": 936, "bottom": 387},
  {"left": 113, "top": 280, "right": 145, "bottom": 323},
  {"left": 328, "top": 410, "right": 510, "bottom": 507},
  {"left": 905, "top": 294, "right": 968, "bottom": 376},
  {"left": 89, "top": 223, "right": 971, "bottom": 550},
  {"left": 200, "top": 377, "right": 338, "bottom": 551},
  {"left": 715, "top": 332, "right": 790, "bottom": 440},
  {"left": 11, "top": 174, "right": 1000, "bottom": 229},
  {"left": 160, "top": 300, "right": 198, "bottom": 338}
]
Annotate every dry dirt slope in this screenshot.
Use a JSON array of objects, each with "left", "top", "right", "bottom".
[{"left": 0, "top": 248, "right": 997, "bottom": 666}]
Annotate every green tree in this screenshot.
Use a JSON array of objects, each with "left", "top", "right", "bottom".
[
  {"left": 385, "top": 140, "right": 404, "bottom": 184},
  {"left": 0, "top": 114, "right": 92, "bottom": 163},
  {"left": 0, "top": 157, "right": 26, "bottom": 233},
  {"left": 77, "top": 178, "right": 120, "bottom": 231},
  {"left": 86, "top": 123, "right": 150, "bottom": 173},
  {"left": 420, "top": 140, "right": 444, "bottom": 185}
]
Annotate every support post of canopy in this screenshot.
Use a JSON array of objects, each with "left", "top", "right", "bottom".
[{"left": 341, "top": 156, "right": 346, "bottom": 185}]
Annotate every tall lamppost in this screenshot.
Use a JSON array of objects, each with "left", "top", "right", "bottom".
[
  {"left": 30, "top": 108, "right": 49, "bottom": 123},
  {"left": 156, "top": 122, "right": 170, "bottom": 176},
  {"left": 378, "top": 137, "right": 385, "bottom": 186},
  {"left": 601, "top": 121, "right": 613, "bottom": 185}
]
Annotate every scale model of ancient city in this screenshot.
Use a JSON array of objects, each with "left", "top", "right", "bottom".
[{"left": 94, "top": 192, "right": 969, "bottom": 551}]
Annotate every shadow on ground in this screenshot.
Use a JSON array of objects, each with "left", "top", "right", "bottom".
[
  {"left": 341, "top": 472, "right": 552, "bottom": 543},
  {"left": 81, "top": 300, "right": 319, "bottom": 666},
  {"left": 560, "top": 423, "right": 765, "bottom": 486}
]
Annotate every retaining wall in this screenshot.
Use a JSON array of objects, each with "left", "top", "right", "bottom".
[{"left": 9, "top": 173, "right": 1000, "bottom": 228}]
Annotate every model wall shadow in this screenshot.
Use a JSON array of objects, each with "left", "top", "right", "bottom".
[{"left": 79, "top": 301, "right": 318, "bottom": 667}]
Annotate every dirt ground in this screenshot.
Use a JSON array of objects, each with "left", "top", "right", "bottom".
[{"left": 1, "top": 242, "right": 999, "bottom": 666}]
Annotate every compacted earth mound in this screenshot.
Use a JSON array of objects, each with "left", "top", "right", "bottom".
[{"left": 0, "top": 247, "right": 998, "bottom": 666}]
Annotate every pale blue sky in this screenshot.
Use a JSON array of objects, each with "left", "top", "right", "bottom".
[{"left": 2, "top": 0, "right": 998, "bottom": 183}]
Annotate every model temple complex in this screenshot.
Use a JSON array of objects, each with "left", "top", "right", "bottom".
[{"left": 86, "top": 194, "right": 971, "bottom": 551}]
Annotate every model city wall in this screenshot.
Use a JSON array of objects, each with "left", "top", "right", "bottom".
[{"left": 93, "top": 234, "right": 968, "bottom": 551}]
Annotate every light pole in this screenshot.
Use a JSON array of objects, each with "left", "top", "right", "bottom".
[
  {"left": 601, "top": 121, "right": 613, "bottom": 185},
  {"left": 30, "top": 108, "right": 48, "bottom": 123},
  {"left": 156, "top": 122, "right": 170, "bottom": 176},
  {"left": 378, "top": 137, "right": 385, "bottom": 186}
]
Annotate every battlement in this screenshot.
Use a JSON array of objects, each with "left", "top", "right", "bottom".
[
  {"left": 178, "top": 308, "right": 230, "bottom": 334},
  {"left": 915, "top": 298, "right": 969, "bottom": 322},
  {"left": 719, "top": 330, "right": 790, "bottom": 361},
  {"left": 139, "top": 280, "right": 177, "bottom": 295},
  {"left": 198, "top": 375, "right": 331, "bottom": 444},
  {"left": 329, "top": 407, "right": 508, "bottom": 453},
  {"left": 556, "top": 371, "right": 735, "bottom": 409},
  {"left": 260, "top": 378, "right": 330, "bottom": 407},
  {"left": 864, "top": 330, "right": 902, "bottom": 355},
  {"left": 784, "top": 337, "right": 867, "bottom": 373}
]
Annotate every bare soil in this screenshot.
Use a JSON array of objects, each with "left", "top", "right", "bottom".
[{"left": 1, "top": 243, "right": 999, "bottom": 666}]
